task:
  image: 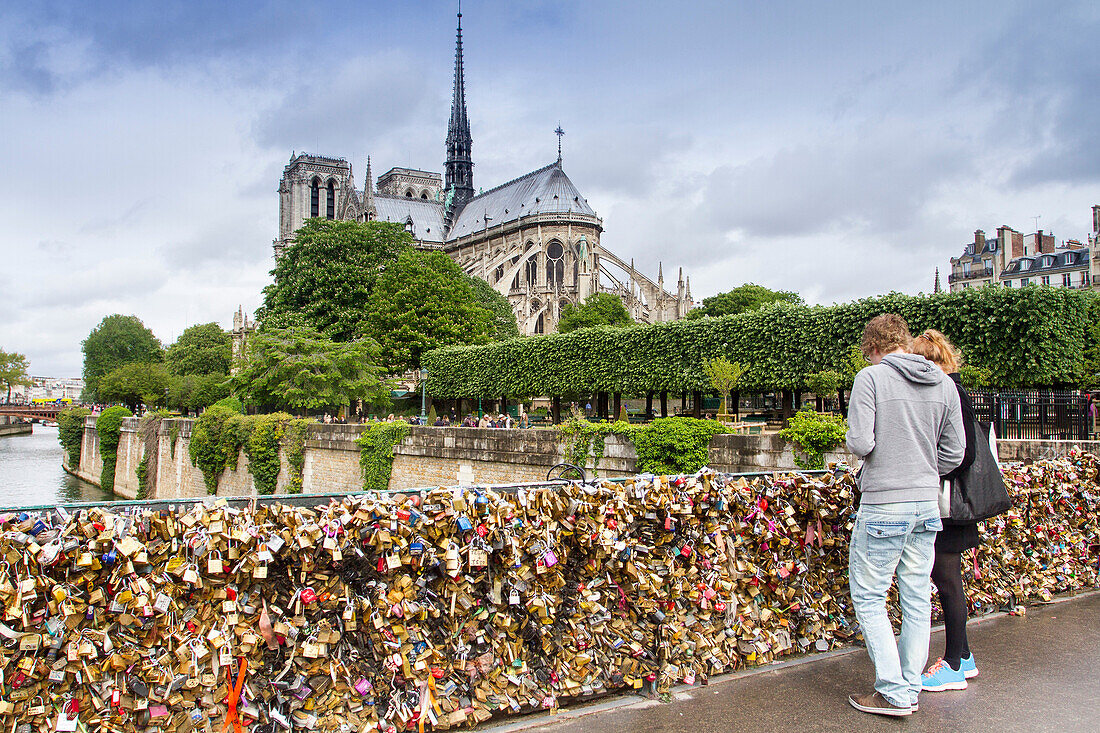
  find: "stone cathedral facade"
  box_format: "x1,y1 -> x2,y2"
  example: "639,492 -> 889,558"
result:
272,13 -> 693,335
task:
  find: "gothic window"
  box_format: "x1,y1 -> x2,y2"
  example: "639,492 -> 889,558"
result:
525,257 -> 538,287
420,191 -> 429,199
310,178 -> 320,218
494,265 -> 504,283
534,313 -> 544,334
405,189 -> 414,198
512,273 -> 520,290
546,240 -> 565,288
326,180 -> 336,219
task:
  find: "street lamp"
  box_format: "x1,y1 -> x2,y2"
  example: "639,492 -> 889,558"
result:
420,368 -> 428,424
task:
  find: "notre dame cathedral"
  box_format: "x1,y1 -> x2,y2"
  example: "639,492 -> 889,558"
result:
272,12 -> 693,335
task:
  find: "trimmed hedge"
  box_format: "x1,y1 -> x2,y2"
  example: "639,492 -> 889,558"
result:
424,288 -> 1097,396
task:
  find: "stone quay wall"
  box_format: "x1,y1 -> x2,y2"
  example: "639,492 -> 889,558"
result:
0,416 -> 33,437
71,418 -> 1100,500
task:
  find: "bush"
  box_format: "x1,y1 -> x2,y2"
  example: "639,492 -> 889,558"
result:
633,417 -> 727,475
424,287 -> 1097,396
357,422 -> 410,492
211,396 -> 245,414
96,406 -> 133,493
779,410 -> 849,470
188,405 -> 240,494
57,407 -> 91,467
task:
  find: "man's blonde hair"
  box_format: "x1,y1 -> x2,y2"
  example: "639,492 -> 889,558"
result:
861,314 -> 912,359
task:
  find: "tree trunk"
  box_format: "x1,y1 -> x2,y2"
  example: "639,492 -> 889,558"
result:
645,391 -> 653,421
781,390 -> 793,423
732,390 -> 740,420
599,392 -> 609,421
552,396 -> 562,424
816,394 -> 824,412
681,393 -> 688,415
613,393 -> 622,422
500,396 -> 508,417
838,389 -> 847,418
693,391 -> 702,419
660,391 -> 668,418
794,390 -> 803,413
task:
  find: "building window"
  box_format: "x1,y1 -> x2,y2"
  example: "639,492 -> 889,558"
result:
1004,280 -> 1012,288
1063,273 -> 1072,286
963,261 -> 971,275
1083,272 -> 1090,285
405,189 -> 414,198
420,191 -> 428,199
1021,278 -> 1029,286
326,180 -> 336,219
546,241 -> 565,288
310,178 -> 320,218
1041,275 -> 1050,286
525,257 -> 538,287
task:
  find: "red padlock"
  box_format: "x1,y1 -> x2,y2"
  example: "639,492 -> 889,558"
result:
300,588 -> 318,605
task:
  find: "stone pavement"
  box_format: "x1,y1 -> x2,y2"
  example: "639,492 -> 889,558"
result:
490,591 -> 1100,733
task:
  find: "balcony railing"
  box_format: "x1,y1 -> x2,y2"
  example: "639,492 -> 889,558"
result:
947,267 -> 993,283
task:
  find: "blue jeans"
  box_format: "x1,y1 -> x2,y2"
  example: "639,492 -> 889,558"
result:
848,500 -> 942,707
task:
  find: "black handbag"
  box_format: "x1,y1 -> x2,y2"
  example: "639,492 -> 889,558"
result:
947,421 -> 1012,522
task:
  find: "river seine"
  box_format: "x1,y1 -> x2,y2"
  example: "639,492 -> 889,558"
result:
0,424 -> 114,507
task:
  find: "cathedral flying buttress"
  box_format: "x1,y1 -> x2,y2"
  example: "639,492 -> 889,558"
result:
271,11 -> 692,335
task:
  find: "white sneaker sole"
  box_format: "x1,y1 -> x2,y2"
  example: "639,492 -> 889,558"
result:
849,697 -> 912,716
922,679 -> 968,692
963,668 -> 979,679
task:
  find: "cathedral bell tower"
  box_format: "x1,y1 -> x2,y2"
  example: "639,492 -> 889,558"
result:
444,11 -> 474,233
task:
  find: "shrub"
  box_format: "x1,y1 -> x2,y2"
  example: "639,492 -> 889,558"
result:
631,417 -> 727,475
188,405 -> 240,494
57,407 -> 91,468
96,406 -> 133,493
357,421 -> 410,492
779,410 -> 849,470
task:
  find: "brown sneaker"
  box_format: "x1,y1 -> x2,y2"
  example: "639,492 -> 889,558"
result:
848,691 -> 913,717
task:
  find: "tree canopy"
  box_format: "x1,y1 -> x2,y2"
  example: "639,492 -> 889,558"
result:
557,293 -> 633,333
97,362 -> 170,413
230,327 -> 390,413
0,349 -> 30,403
82,315 -> 163,401
255,219 -> 414,341
166,323 -> 231,376
465,276 -> 520,341
362,249 -> 497,372
687,283 -> 803,319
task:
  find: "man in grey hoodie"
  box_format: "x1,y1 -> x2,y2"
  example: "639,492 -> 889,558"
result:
845,314 -> 964,717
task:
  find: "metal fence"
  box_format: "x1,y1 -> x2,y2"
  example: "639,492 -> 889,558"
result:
969,389 -> 1092,441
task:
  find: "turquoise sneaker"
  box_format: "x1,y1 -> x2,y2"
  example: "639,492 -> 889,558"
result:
959,653 -> 979,679
922,659 -> 968,692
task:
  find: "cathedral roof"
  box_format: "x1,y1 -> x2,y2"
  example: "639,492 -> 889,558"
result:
374,195 -> 445,244
446,162 -> 597,241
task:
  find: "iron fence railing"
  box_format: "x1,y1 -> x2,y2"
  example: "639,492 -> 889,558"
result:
969,389 -> 1091,441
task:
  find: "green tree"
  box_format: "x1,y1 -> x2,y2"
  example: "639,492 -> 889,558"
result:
97,362 -> 170,412
702,357 -> 747,417
82,314 -> 163,401
166,323 -> 231,376
168,373 -> 230,414
465,276 -> 520,340
805,370 -> 843,411
557,293 -> 633,333
362,249 -> 496,372
230,327 -> 390,413
255,219 -> 414,341
0,349 -> 30,403
687,283 -> 803,319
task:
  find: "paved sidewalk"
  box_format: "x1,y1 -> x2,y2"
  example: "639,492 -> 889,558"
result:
499,591 -> 1100,733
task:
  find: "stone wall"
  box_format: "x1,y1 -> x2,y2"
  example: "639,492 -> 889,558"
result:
0,416 -> 32,437
707,433 -> 858,474
72,417 -> 1100,501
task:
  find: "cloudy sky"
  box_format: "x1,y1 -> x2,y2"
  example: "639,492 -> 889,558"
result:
2,0 -> 1097,376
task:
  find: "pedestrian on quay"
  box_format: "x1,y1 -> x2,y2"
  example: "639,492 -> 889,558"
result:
909,329 -> 981,690
845,314 -> 965,717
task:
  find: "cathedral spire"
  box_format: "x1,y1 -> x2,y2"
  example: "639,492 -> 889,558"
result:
364,155 -> 375,218
444,7 -> 474,232
934,267 -> 941,294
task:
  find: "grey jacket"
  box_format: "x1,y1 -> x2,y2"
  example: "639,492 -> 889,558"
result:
846,353 -> 965,504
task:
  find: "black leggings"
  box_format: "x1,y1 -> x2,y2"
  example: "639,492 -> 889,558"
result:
931,550 -> 970,668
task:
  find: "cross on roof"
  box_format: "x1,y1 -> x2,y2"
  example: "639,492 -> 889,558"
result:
555,125 -> 565,162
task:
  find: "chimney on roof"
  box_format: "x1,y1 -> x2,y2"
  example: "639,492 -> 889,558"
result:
1092,205 -> 1100,237
974,229 -> 985,249
1038,230 -> 1055,254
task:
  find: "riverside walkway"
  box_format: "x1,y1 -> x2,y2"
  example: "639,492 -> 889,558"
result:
494,591 -> 1100,733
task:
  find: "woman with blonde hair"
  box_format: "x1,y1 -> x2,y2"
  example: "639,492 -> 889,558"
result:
909,329 -> 980,691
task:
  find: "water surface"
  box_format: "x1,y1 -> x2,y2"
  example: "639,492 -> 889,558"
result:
0,424 -> 114,507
